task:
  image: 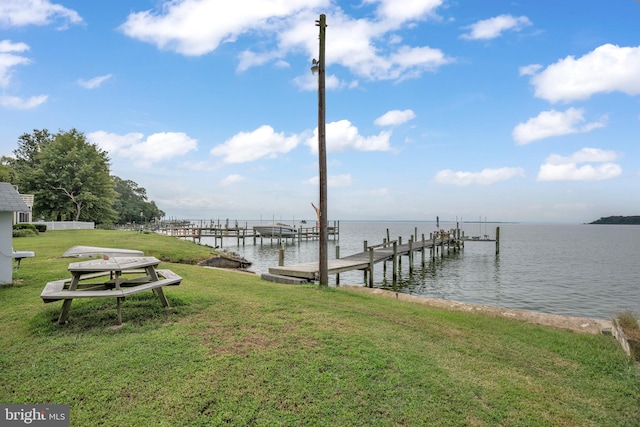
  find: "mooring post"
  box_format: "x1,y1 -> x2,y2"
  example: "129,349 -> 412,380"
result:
363,240 -> 368,282
368,246 -> 374,288
496,226 -> 500,255
408,238 -> 413,273
431,232 -> 436,260
278,244 -> 284,266
336,245 -> 340,286
392,241 -> 398,281
421,233 -> 426,267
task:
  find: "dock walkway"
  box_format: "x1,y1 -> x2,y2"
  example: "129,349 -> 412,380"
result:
268,234 -> 461,281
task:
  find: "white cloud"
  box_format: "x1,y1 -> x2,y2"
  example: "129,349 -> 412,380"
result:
0,40 -> 31,87
0,40 -> 29,53
518,64 -> 541,76
305,173 -> 352,187
306,120 -> 391,153
237,51 -> 277,73
537,148 -> 622,181
77,74 -> 112,89
0,94 -> 47,109
384,46 -> 450,80
368,0 -> 443,24
460,14 -> 531,40
512,108 -> 606,145
545,147 -> 618,165
120,0 -> 451,83
434,167 -> 525,185
120,0 -> 323,56
0,40 -> 47,109
210,125 -> 301,163
293,73 -> 345,91
0,0 -> 82,28
374,109 -> 416,126
221,174 -> 245,186
528,44 -> 640,103
88,130 -> 198,167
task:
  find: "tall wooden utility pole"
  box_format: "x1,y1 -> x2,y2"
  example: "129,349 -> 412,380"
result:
316,14 -> 328,286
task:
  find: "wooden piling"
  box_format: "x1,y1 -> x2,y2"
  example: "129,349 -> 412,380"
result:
335,246 -> 340,286
392,241 -> 398,281
368,246 -> 374,288
363,240 -> 368,282
408,238 -> 414,273
496,226 -> 500,255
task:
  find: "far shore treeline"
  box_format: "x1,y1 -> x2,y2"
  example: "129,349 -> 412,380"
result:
589,216 -> 640,225
0,129 -> 164,226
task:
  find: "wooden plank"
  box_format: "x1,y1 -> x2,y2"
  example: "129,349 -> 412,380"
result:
68,256 -> 160,274
156,269 -> 181,280
42,289 -> 126,300
120,277 -> 181,296
266,236 -> 460,280
40,280 -> 66,301
269,258 -> 375,279
41,270 -> 182,301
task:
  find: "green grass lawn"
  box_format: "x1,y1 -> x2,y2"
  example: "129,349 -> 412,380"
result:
3,230 -> 639,426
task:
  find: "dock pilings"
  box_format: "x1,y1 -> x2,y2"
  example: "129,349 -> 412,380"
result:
359,225 -> 500,288
156,219 -> 340,248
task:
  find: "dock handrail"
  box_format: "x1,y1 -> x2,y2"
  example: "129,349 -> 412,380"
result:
367,240 -> 398,250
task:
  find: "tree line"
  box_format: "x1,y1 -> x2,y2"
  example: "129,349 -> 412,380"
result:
589,216 -> 640,225
0,129 -> 165,226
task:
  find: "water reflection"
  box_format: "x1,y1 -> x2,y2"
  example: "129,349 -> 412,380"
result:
194,222 -> 640,320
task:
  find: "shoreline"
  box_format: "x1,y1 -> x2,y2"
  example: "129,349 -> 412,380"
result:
340,285 -> 611,335
211,265 -> 612,335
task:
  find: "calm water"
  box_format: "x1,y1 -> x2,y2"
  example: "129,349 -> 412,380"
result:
196,221 -> 640,320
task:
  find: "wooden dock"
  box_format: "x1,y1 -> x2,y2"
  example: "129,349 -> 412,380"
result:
266,228 -> 494,286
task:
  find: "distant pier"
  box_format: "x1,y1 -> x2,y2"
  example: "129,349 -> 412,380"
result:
154,219 -> 340,247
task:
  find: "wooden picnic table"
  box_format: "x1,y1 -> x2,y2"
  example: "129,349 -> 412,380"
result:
40,256 -> 182,325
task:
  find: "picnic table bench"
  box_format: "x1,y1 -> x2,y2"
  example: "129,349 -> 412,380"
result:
12,248 -> 35,270
40,256 -> 182,325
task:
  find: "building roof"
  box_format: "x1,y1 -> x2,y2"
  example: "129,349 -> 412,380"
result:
0,182 -> 30,212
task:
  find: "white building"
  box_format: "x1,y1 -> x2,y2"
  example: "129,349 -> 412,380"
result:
14,193 -> 33,224
0,183 -> 31,284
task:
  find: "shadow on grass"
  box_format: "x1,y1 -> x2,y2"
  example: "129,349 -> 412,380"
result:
29,293 -> 195,336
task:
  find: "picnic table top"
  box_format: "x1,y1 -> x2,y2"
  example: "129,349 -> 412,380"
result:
68,256 -> 161,273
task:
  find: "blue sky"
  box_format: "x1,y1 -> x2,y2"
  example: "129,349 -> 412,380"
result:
1,0 -> 639,223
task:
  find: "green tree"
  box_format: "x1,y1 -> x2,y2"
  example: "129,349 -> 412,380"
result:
7,129 -> 54,191
113,176 -> 165,224
0,157 -> 16,182
13,129 -> 54,167
20,129 -> 117,223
